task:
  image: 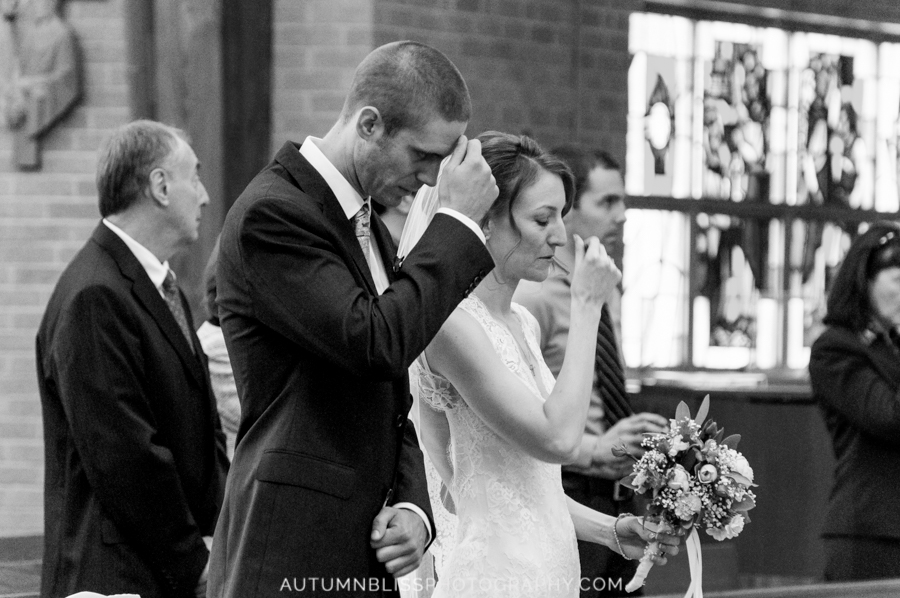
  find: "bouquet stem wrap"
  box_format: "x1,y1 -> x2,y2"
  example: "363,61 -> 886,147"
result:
624,543 -> 655,592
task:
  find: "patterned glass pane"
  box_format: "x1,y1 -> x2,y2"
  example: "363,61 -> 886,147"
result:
626,14 -> 900,370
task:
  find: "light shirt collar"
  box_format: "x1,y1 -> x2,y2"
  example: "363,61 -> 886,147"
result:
299,136 -> 368,220
102,219 -> 170,290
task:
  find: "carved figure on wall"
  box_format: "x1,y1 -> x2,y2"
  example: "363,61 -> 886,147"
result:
1,0 -> 81,169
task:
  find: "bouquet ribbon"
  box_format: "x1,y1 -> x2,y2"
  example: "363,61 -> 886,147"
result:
683,528 -> 703,598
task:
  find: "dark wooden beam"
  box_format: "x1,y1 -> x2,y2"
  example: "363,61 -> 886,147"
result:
124,0 -> 155,119
626,195 -> 900,225
643,0 -> 900,42
221,0 -> 272,214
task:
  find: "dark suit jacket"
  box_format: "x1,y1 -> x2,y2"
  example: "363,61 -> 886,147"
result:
809,324 -> 900,540
36,222 -> 229,598
208,141 -> 493,597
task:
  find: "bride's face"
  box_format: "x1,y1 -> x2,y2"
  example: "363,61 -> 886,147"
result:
485,168 -> 568,283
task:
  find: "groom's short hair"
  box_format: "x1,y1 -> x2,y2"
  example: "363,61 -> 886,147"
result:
341,41 -> 471,136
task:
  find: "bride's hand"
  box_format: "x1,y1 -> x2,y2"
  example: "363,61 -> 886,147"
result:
571,235 -> 621,312
614,516 -> 681,563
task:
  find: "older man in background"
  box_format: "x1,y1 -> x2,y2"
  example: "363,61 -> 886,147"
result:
36,120 -> 228,598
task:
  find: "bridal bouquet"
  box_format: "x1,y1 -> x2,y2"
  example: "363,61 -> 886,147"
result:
614,395 -> 756,595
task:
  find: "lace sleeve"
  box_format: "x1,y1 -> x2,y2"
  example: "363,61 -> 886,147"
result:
411,354 -> 457,412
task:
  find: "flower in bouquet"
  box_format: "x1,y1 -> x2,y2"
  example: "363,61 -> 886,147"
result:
612,395 -> 757,595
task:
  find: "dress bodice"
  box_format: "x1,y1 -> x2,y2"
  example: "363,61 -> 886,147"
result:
416,296 -> 579,597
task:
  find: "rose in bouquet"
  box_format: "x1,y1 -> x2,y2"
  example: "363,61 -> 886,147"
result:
613,395 -> 756,595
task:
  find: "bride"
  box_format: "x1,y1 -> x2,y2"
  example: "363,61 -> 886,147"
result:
400,132 -> 679,597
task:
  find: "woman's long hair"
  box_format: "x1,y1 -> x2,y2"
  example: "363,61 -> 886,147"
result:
824,221 -> 900,331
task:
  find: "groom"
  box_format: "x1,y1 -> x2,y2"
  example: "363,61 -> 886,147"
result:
208,41 -> 498,597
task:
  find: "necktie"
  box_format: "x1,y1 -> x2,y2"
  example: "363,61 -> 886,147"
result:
352,203 -> 371,256
596,303 -> 632,425
162,270 -> 195,353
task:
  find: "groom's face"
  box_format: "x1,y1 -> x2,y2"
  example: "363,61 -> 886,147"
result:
359,116 -> 465,208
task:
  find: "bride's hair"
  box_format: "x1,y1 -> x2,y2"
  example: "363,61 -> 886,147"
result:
478,131 -> 575,233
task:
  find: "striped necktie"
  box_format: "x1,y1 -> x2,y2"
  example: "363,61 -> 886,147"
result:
596,303 -> 632,425
162,270 -> 195,354
352,203 -> 371,255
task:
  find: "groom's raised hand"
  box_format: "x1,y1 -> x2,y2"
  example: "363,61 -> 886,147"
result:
370,506 -> 429,577
438,135 -> 498,225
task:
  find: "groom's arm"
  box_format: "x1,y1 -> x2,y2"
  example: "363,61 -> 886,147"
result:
392,417 -> 435,547
233,195 -> 493,377
370,417 -> 435,577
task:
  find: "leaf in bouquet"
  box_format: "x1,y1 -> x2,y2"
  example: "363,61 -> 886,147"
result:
723,472 -> 752,487
675,401 -> 690,421
621,473 -> 638,490
694,394 -> 710,426
722,434 -> 741,450
680,450 -> 699,473
714,429 -> 725,443
732,495 -> 756,511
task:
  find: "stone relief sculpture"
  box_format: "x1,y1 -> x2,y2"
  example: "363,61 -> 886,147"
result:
1,0 -> 81,169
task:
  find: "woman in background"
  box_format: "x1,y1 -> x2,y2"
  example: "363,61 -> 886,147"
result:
809,221 -> 900,581
197,237 -> 240,458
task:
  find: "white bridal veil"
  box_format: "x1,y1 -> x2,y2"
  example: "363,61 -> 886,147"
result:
396,165 -> 460,596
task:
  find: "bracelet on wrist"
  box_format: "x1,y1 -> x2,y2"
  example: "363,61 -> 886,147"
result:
613,512 -> 633,560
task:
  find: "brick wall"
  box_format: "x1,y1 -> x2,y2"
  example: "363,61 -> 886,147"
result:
0,0 -> 131,536
372,0 -> 636,162
271,0 -> 638,164
272,0 -> 375,151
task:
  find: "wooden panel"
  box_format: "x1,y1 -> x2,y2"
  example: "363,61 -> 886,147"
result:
124,0 -> 155,120
649,578 -> 900,598
153,0 -> 225,320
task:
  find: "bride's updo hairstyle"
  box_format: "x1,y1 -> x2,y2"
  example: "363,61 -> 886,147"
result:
478,131 -> 575,235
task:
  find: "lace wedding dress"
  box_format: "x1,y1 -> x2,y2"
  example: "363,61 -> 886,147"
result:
415,295 -> 580,598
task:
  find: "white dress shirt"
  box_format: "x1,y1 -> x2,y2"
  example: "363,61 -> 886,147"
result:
102,219 -> 171,297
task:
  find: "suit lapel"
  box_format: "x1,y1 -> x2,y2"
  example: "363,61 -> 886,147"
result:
273,142 -> 378,294
91,223 -> 206,387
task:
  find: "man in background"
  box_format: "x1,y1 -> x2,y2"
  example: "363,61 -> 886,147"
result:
36,120 -> 228,598
515,145 -> 667,597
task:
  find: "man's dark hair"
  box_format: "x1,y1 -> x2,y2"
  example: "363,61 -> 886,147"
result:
550,144 -> 621,209
342,41 -> 471,135
96,120 -> 185,217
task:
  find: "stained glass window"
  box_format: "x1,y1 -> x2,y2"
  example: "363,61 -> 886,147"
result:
625,12 -> 900,370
